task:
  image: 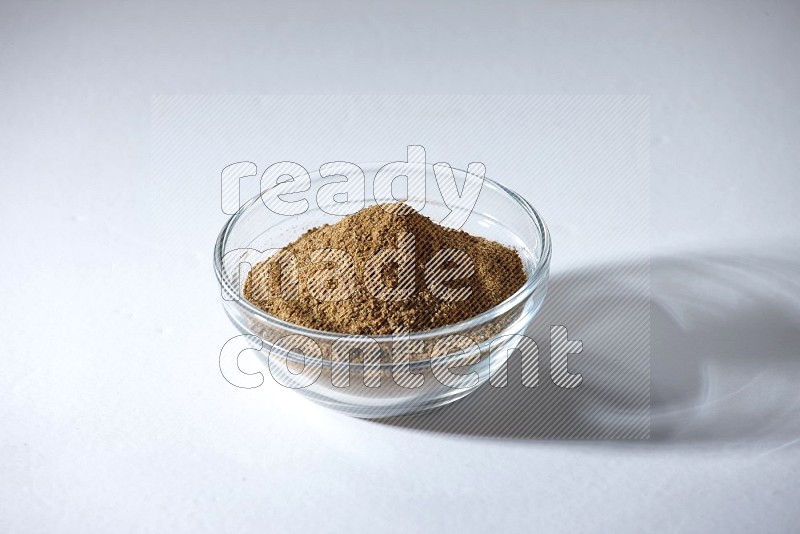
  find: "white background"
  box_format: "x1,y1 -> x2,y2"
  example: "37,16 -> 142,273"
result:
2,1 -> 799,533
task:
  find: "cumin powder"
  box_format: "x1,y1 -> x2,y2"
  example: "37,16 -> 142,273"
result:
243,203 -> 527,335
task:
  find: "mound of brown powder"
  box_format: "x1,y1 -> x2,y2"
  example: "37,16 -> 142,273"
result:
243,203 -> 527,335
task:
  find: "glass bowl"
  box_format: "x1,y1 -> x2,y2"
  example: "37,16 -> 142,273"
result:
213,163 -> 551,418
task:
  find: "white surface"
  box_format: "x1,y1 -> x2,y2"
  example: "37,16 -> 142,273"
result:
2,1 -> 799,533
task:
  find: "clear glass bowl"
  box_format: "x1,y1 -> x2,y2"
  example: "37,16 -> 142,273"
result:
213,164 -> 551,418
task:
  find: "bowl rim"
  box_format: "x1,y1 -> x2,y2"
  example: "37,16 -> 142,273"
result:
213,166 -> 551,345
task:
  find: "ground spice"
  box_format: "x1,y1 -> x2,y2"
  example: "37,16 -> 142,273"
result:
243,203 -> 527,335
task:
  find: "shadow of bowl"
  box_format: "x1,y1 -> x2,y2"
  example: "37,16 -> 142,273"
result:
377,247 -> 800,447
